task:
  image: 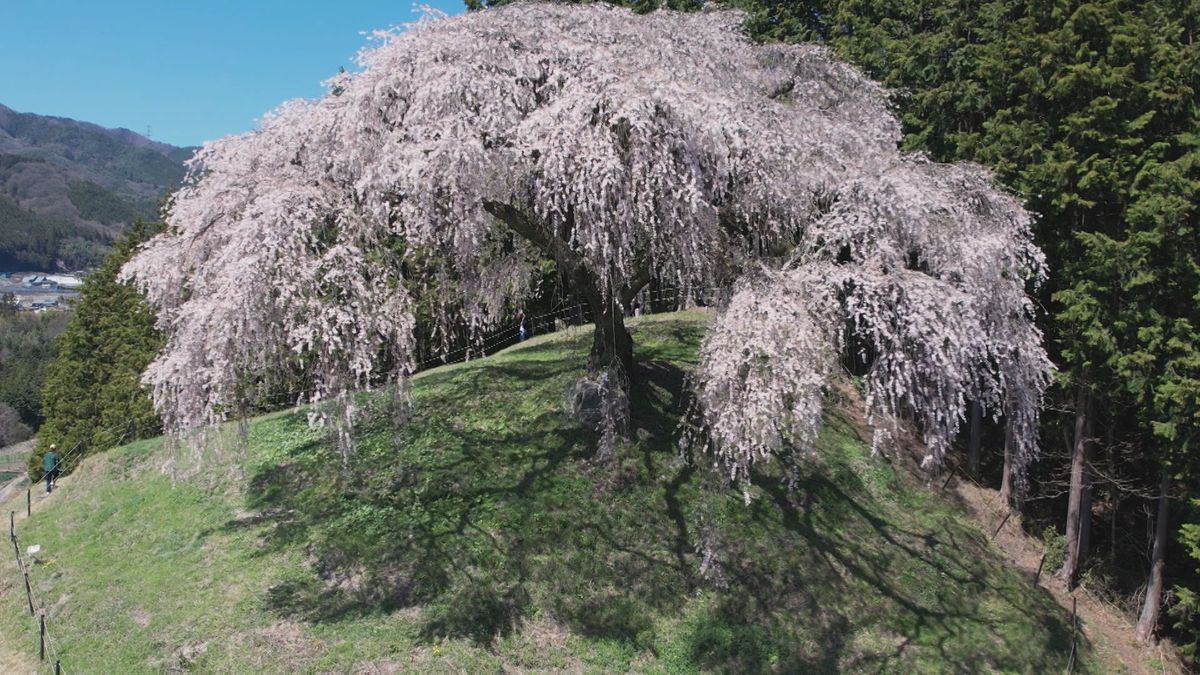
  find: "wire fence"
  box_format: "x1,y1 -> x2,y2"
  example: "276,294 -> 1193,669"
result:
10,508 -> 63,673
414,284 -> 726,371
938,459 -> 1082,674
6,419 -> 152,673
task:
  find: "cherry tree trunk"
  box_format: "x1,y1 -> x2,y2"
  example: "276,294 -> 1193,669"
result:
1135,470 -> 1171,643
587,296 -> 634,378
968,400 -> 982,474
480,200 -> 638,379
1060,385 -> 1091,588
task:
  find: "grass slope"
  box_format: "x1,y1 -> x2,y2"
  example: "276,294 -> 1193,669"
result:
0,313 -> 1090,672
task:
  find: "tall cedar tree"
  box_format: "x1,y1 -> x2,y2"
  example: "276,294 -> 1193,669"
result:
32,220 -> 164,479
1176,498 -> 1200,661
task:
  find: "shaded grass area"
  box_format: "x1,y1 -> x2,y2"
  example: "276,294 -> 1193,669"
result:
0,313 -> 1089,672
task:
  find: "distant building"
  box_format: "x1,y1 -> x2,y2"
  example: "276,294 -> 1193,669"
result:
20,274 -> 82,292
44,275 -> 83,291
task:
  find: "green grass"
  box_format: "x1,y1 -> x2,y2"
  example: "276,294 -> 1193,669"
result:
0,312 -> 1091,672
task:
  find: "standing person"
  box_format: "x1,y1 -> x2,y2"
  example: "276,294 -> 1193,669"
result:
518,310 -> 527,342
42,444 -> 60,493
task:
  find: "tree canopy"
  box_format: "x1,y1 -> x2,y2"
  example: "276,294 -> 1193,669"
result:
123,3 -> 1050,483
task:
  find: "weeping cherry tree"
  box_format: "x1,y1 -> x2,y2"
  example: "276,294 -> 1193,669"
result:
122,2 -> 1051,485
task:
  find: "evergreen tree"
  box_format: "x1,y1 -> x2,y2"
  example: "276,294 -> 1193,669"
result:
31,220 -> 164,478
1175,499 -> 1200,662
0,310 -> 68,430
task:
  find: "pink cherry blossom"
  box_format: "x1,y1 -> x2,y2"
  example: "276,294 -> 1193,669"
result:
122,3 -> 1050,482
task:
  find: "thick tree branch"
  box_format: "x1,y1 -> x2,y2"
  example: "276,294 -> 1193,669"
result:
482,200 -> 592,289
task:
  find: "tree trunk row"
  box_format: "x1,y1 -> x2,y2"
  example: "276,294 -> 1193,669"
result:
972,386 -> 1171,645
1136,471 -> 1170,644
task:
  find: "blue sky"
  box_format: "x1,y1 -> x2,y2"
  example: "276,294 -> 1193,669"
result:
1,1 -> 465,148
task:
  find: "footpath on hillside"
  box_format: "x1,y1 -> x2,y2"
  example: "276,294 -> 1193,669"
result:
0,456 -> 57,674
943,470 -> 1183,675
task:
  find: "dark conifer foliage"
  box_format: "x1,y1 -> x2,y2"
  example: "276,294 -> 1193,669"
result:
32,220 -> 165,478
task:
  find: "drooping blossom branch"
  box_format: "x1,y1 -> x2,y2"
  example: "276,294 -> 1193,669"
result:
121,2 -> 1050,479
691,159 -> 1051,489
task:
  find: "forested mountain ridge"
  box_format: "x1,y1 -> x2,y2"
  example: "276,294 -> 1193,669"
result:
0,104 -> 192,270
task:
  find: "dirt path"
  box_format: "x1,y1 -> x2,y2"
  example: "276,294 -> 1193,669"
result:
945,472 -> 1182,675
0,633 -> 39,674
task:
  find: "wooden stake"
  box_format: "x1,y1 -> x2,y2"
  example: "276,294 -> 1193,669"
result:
1034,552 -> 1047,586
22,567 -> 33,616
941,464 -> 958,490
26,487 -> 30,517
38,613 -> 45,660
991,510 -> 1012,539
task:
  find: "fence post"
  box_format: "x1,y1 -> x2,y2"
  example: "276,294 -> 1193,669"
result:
55,659 -> 61,674
1034,552 -> 1047,586
21,565 -> 34,616
940,464 -> 958,490
26,487 -> 30,516
991,510 -> 1012,539
9,511 -> 12,540
38,613 -> 45,660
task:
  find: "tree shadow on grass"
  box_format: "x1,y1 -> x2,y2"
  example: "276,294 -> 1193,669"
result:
235,351 -> 702,647
700,462 -> 1085,673
230,323 -> 1084,671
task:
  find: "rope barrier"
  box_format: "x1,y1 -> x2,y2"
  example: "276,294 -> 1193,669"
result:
412,284 -> 724,371
8,424 -> 144,673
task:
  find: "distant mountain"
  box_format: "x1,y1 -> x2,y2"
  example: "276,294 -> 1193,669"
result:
0,103 -> 194,271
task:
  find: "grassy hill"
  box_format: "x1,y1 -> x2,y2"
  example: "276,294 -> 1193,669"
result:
0,313 -> 1092,672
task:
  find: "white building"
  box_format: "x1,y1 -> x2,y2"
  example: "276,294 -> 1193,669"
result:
44,275 -> 83,291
